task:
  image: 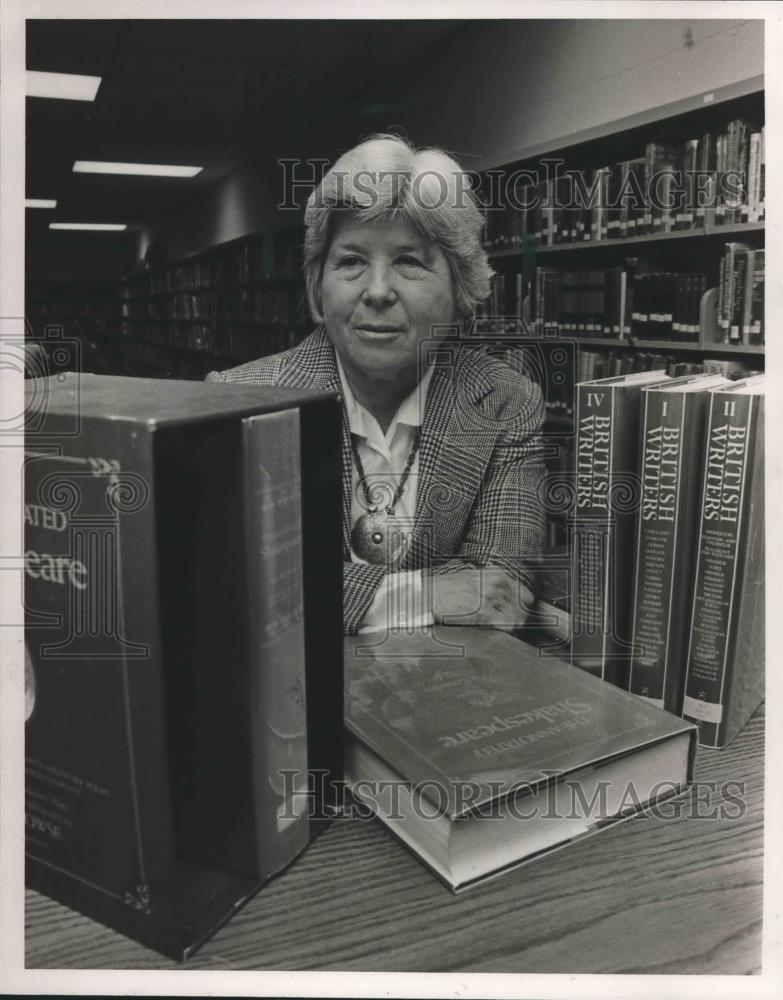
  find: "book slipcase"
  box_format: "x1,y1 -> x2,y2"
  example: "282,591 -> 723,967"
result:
24,374 -> 343,959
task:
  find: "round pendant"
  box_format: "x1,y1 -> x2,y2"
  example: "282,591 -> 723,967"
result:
351,511 -> 406,565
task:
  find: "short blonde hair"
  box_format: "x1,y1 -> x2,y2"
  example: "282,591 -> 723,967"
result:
303,134 -> 492,322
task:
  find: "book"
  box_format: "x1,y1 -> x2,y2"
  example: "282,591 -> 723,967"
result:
718,243 -> 752,342
24,373 -> 343,959
628,374 -> 730,712
344,627 -> 696,891
570,370 -> 671,684
748,249 -> 764,345
682,376 -> 765,748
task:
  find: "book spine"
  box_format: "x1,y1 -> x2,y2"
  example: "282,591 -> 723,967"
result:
737,120 -> 749,223
629,388 -> 710,712
749,250 -> 764,345
722,244 -> 739,342
741,249 -> 755,344
242,409 -> 311,875
571,383 -> 640,685
643,143 -> 654,234
729,250 -> 748,344
619,269 -> 628,338
659,156 -> 676,234
544,271 -> 560,333
748,132 -> 759,223
679,140 -> 698,230
683,391 -> 763,746
546,178 -> 555,246
535,267 -> 546,335
727,120 -> 737,225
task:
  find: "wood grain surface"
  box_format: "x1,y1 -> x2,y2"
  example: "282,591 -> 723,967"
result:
25,706 -> 764,973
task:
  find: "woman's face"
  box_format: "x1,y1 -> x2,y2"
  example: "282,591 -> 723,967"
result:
321,214 -> 456,382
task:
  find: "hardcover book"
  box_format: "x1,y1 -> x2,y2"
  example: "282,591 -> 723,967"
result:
570,370 -> 671,684
682,376 -> 765,748
628,374 -> 729,712
344,627 -> 696,891
24,374 -> 343,959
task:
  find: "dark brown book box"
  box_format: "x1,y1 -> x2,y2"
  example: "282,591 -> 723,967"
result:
24,374 -> 343,960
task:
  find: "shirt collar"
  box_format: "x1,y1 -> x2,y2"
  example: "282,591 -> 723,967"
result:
336,352 -> 434,443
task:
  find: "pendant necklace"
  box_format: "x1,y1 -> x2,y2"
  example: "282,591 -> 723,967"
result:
350,429 -> 422,566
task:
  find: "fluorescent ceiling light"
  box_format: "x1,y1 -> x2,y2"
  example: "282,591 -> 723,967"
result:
73,160 -> 203,178
50,223 -> 127,231
26,71 -> 101,102
26,199 -> 58,209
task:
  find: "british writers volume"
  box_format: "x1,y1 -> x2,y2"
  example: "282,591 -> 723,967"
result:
682,376 -> 765,748
570,370 -> 670,684
628,374 -> 729,713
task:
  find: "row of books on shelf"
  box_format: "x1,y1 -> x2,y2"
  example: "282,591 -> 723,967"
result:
568,369 -> 764,749
122,229 -> 304,296
113,321 -> 302,362
574,350 -> 759,389
484,118 -> 765,250
541,350 -> 759,423
719,244 -> 764,344
529,266 -> 708,342
119,286 -> 295,325
26,280 -> 115,302
487,245 -> 765,346
26,298 -> 118,322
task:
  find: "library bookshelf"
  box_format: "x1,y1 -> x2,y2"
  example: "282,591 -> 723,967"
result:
476,75 -> 764,552
25,227 -> 308,381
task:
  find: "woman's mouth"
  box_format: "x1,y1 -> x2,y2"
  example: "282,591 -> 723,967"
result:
353,325 -> 404,341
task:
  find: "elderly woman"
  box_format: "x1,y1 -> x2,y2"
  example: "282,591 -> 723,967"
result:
208,135 -> 545,634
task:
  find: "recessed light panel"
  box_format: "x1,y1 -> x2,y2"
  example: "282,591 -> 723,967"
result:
49,223 -> 127,231
26,71 -> 101,101
73,161 -> 203,178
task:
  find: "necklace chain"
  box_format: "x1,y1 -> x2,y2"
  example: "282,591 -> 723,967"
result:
350,428 -> 422,515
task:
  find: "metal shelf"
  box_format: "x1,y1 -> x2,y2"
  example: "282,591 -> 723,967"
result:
489,222 -> 765,260
560,336 -> 763,356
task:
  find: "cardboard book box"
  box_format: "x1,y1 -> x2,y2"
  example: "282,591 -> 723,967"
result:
24,374 -> 343,960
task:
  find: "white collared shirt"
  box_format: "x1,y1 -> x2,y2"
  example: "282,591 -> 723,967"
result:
336,354 -> 434,633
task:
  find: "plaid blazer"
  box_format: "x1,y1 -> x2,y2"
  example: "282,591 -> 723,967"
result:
207,327 -> 546,633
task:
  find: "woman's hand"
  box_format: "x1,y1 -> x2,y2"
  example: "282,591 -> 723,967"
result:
431,568 -> 534,630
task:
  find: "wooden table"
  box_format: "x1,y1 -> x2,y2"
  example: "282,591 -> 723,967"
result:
25,705 -> 764,973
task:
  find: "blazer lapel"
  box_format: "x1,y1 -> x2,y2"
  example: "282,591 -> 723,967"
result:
273,331 -> 502,566
404,350 -> 499,569
275,328 -> 352,555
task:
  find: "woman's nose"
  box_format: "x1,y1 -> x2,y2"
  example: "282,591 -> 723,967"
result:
361,263 -> 397,306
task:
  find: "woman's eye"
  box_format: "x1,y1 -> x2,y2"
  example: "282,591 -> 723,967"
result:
338,255 -> 362,269
397,255 -> 424,268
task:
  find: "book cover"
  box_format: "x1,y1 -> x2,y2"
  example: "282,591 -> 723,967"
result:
628,375 -> 729,713
682,378 -> 765,748
344,628 -> 696,889
24,374 -> 343,958
570,371 -> 671,685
